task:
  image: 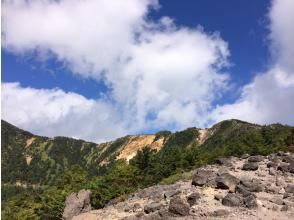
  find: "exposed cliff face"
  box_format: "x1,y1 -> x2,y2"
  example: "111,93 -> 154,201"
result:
71,152 -> 294,220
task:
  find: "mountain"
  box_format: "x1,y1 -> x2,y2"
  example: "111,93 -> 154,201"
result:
1,119 -> 294,219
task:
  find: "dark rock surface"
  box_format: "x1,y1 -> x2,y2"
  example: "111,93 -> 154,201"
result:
62,189 -> 91,220
168,197 -> 190,216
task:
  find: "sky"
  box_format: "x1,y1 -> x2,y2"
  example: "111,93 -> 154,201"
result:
1,0 -> 294,142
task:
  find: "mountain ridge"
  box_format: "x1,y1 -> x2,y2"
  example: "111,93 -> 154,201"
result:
2,118 -> 294,219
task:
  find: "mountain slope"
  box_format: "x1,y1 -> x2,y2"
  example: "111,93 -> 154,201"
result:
2,119 -> 294,219
2,119 -> 294,186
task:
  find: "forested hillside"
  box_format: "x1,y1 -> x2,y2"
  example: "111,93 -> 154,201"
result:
1,119 -> 294,219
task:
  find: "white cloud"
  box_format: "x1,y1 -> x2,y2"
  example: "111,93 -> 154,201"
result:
1,82 -> 126,142
2,0 -> 230,140
211,0 -> 294,125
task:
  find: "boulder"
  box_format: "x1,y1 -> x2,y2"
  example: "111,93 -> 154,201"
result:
236,185 -> 253,197
192,169 -> 216,187
241,154 -> 250,159
214,194 -> 224,201
132,203 -> 143,212
243,194 -> 258,209
144,202 -> 164,214
242,162 -> 259,171
267,162 -> 278,168
168,197 -> 190,216
62,189 -> 91,220
270,197 -> 284,205
278,163 -> 290,173
164,190 -> 181,199
222,193 -> 243,207
281,205 -> 289,212
215,158 -> 232,166
212,209 -> 229,217
240,179 -> 264,192
285,184 -> 294,194
187,192 -> 201,206
216,173 -> 239,192
248,155 -> 264,162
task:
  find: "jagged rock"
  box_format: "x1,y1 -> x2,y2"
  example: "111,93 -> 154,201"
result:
240,179 -> 264,192
243,194 -> 258,209
288,163 -> 294,173
242,162 -> 259,171
241,154 -> 250,159
236,185 -> 253,197
168,197 -> 190,216
248,155 -> 264,162
62,189 -> 91,220
215,173 -> 239,192
187,192 -> 201,206
266,185 -> 281,194
212,209 -> 229,217
222,193 -> 243,207
267,161 -> 278,168
281,205 -> 289,211
272,205 -> 280,211
164,190 -> 181,199
132,203 -> 143,212
281,155 -> 294,163
283,193 -> 291,199
270,197 -> 285,205
278,163 -> 290,173
192,169 -> 216,187
285,184 -> 294,194
215,158 -> 232,166
144,202 -> 164,214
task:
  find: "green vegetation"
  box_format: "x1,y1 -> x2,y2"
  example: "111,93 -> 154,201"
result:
2,119 -> 294,219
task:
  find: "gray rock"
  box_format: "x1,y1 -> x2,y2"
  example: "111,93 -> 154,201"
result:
187,192 -> 201,206
216,173 -> 240,192
270,197 -> 284,205
222,193 -> 243,207
144,202 -> 164,214
215,158 -> 232,166
62,189 -> 91,220
168,197 -> 190,216
278,163 -> 290,173
236,185 -> 253,197
241,154 -> 250,159
281,205 -> 288,211
243,194 -> 258,209
267,162 -> 278,168
164,190 -> 181,199
283,193 -> 291,199
242,162 -> 259,171
285,184 -> 294,194
192,169 -> 216,187
266,185 -> 280,194
212,209 -> 229,217
269,167 -> 277,175
214,194 -> 224,201
132,203 -> 143,212
248,155 -> 264,162
240,179 -> 264,192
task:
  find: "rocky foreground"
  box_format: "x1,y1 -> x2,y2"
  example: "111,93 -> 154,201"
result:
64,152 -> 294,220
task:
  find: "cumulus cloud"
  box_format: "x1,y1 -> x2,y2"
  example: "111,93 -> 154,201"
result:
212,0 -> 294,125
2,82 -> 126,142
2,0 -> 230,140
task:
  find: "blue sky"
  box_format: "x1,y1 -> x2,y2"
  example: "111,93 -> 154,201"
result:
2,0 -> 294,142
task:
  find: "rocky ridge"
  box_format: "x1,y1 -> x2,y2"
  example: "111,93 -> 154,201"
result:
66,152 -> 294,220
